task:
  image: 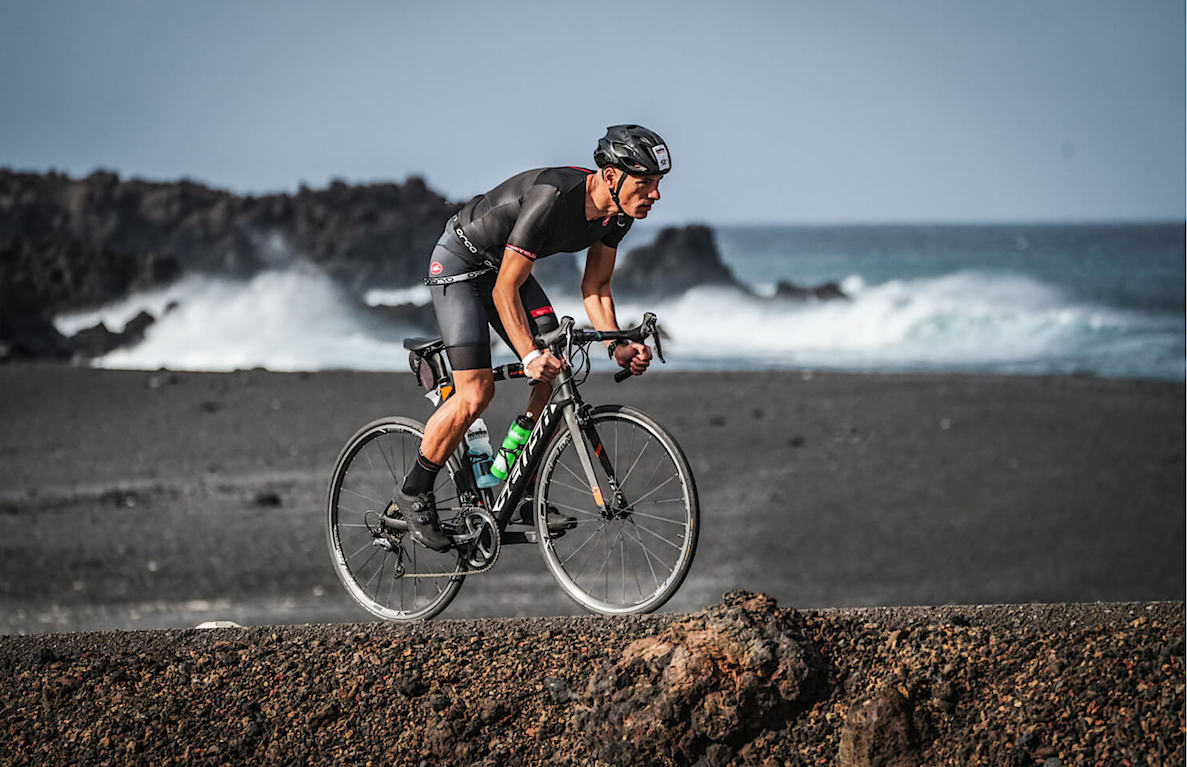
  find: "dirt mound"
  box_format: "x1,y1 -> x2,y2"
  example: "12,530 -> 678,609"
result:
1,596 -> 1183,766
578,592 -> 823,764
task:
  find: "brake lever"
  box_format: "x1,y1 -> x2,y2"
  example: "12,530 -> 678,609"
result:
640,313 -> 666,364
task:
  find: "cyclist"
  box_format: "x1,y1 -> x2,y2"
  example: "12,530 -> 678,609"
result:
395,124 -> 672,550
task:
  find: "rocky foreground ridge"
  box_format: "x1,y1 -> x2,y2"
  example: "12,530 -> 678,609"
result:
2,594 -> 1182,766
0,169 -> 844,361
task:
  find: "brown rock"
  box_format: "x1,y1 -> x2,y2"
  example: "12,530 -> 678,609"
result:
578,591 -> 823,765
838,687 -> 921,767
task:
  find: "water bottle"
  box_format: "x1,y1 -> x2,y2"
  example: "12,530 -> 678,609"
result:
464,418 -> 499,488
491,414 -> 535,480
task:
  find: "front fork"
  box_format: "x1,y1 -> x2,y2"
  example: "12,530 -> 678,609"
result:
565,406 -> 628,518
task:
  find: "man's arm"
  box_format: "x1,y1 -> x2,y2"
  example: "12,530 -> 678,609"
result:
493,249 -> 563,381
581,241 -> 620,335
582,242 -> 652,375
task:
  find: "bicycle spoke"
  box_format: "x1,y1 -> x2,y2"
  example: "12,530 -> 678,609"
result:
341,486 -> 388,506
386,563 -> 398,606
624,506 -> 687,525
625,473 -> 679,506
375,440 -> 401,485
589,526 -> 626,591
620,533 -> 627,604
549,477 -> 590,495
633,454 -> 666,497
547,499 -> 605,519
360,549 -> 385,591
374,550 -> 388,599
623,519 -> 662,590
347,537 -> 378,560
633,519 -> 686,551
559,455 -> 586,485
618,435 -> 654,488
559,520 -> 608,570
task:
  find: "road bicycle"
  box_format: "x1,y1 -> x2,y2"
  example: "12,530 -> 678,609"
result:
326,313 -> 699,621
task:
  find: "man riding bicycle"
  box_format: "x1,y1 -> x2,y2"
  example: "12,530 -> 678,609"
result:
396,124 -> 672,550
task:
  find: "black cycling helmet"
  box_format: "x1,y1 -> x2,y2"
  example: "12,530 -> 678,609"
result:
594,124 -> 672,177
594,124 -> 671,224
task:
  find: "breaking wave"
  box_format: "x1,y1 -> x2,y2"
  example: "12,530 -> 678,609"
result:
56,268 -> 415,372
55,266 -> 1183,379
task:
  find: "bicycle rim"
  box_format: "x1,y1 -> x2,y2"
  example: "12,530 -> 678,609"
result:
326,417 -> 465,621
536,405 -> 699,615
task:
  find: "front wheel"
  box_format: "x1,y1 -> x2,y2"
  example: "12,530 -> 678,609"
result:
535,405 -> 699,615
326,417 -> 466,621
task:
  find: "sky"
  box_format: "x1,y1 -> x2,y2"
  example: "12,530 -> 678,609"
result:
1,0 -> 1183,225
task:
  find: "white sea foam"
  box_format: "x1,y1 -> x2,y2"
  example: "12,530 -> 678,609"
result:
59,267 -> 413,372
57,266 -> 1181,379
560,270 -> 1172,376
365,285 -> 431,307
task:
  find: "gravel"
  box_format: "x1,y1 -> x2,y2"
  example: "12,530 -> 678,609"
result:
2,596 -> 1182,766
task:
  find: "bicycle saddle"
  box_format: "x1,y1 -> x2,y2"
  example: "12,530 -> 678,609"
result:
403,337 -> 445,353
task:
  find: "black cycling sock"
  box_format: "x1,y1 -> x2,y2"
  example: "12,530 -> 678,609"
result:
403,450 -> 444,496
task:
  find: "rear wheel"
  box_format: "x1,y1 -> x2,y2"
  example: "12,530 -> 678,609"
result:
535,405 -> 698,615
326,417 -> 465,621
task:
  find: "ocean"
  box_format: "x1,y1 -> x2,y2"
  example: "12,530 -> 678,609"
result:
55,223 -> 1184,381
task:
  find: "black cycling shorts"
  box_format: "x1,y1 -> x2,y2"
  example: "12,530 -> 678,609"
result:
428,238 -> 558,371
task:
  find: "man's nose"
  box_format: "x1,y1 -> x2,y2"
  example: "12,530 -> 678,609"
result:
648,186 -> 661,200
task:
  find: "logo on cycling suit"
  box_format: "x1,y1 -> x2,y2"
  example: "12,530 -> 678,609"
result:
651,144 -> 671,172
430,261 -> 444,275
454,226 -> 478,254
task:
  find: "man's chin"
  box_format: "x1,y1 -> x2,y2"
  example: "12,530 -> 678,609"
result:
633,206 -> 652,218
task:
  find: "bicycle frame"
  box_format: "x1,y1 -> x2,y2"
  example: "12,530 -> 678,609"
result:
453,355 -> 607,534
436,314 -> 655,535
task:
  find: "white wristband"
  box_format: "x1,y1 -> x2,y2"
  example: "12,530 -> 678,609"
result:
521,349 -> 543,368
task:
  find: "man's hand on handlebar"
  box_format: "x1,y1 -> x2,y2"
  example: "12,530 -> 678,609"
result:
612,342 -> 652,376
526,349 -> 565,382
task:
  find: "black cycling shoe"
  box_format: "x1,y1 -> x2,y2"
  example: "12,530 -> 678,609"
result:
516,498 -> 577,531
392,489 -> 452,551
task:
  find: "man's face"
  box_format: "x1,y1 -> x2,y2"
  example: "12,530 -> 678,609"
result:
616,172 -> 662,218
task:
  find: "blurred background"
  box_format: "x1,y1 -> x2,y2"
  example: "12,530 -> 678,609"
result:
1,0 -> 1183,379
0,1 -> 1182,633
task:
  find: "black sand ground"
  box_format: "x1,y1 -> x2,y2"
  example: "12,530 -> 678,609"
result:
1,365 -> 1183,765
0,364 -> 1183,632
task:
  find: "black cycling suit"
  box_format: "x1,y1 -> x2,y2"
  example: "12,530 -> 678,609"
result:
427,166 -> 633,370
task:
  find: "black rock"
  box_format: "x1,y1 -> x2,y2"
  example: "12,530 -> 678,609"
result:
69,311 -> 157,358
0,168 -> 459,329
613,225 -> 744,299
0,281 -> 71,361
773,279 -> 848,301
68,323 -> 123,358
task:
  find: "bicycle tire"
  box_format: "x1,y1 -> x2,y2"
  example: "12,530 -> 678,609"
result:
326,416 -> 466,621
535,405 -> 699,615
